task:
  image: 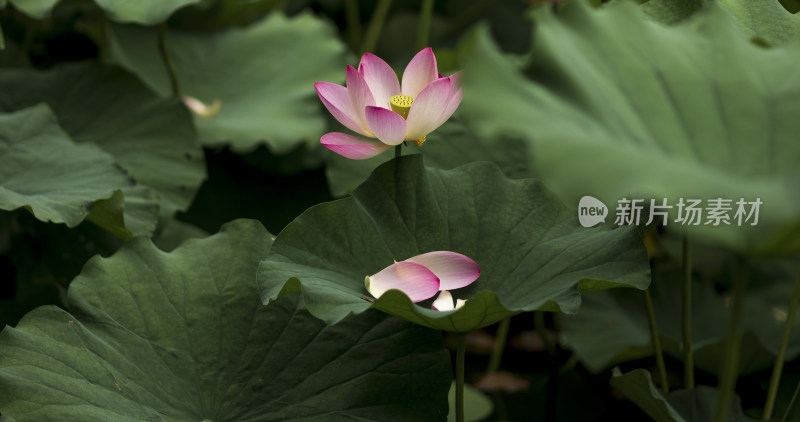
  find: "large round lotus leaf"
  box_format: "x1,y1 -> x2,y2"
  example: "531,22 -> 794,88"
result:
0,104 -> 133,229
93,0 -> 202,24
167,0 -> 283,30
0,63 -> 205,234
107,12 -> 347,153
562,258 -> 800,375
641,0 -> 800,45
0,219 -> 451,421
458,1 -> 800,255
325,116 -> 534,197
6,0 -> 201,24
3,0 -> 58,19
258,155 -> 651,332
447,381 -> 493,422
610,368 -> 756,422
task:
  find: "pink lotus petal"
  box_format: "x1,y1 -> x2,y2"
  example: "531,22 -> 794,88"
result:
447,71 -> 461,87
366,261 -> 440,302
321,132 -> 391,160
359,53 -> 401,109
404,78 -> 452,141
346,65 -> 376,136
405,251 -> 480,290
401,48 -> 438,98
434,73 -> 462,128
365,106 -> 407,146
315,82 -> 371,137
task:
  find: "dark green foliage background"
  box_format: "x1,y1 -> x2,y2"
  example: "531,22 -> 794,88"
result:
1,0 -> 799,421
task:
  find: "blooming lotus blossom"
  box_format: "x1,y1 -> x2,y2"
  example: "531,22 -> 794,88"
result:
315,48 -> 462,159
364,251 -> 479,310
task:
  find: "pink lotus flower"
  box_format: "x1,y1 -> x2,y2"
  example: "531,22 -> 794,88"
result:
315,48 -> 462,159
364,251 -> 479,311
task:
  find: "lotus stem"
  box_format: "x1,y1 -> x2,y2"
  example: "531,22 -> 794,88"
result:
416,0 -> 435,51
763,266 -> 800,420
645,288 -> 669,395
535,311 -> 555,357
158,23 -> 180,97
361,0 -> 392,54
714,255 -> 748,422
487,318 -> 510,373
456,331 -> 466,422
683,236 -> 694,389
345,0 -> 362,54
782,379 -> 800,422
537,311 -> 558,421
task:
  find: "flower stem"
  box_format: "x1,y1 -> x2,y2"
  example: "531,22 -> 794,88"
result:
361,0 -> 392,55
535,311 -> 555,357
682,236 -> 694,389
456,331 -> 466,422
416,0 -> 435,51
345,0 -> 362,55
0,22 -> 5,50
441,0 -> 494,39
395,144 -> 402,158
763,266 -> 800,420
487,318 -> 510,373
782,379 -> 800,422
158,23 -> 181,97
714,255 -> 748,422
645,288 -> 669,395
537,311 -> 558,421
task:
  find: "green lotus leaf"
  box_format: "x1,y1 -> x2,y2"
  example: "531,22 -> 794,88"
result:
0,209 -> 128,329
447,381 -> 493,422
638,0 -> 705,25
0,219 -> 451,421
108,11 -> 348,153
258,155 -> 650,332
562,257 -> 800,375
458,1 -> 800,255
0,63 -> 205,235
3,0 -> 58,19
152,218 -> 208,252
6,0 -> 201,24
167,0 -> 283,30
641,0 -> 800,45
610,368 -> 756,422
85,189 -> 133,240
0,104 -> 133,229
114,185 -> 161,237
93,0 -> 203,24
325,116 -> 534,197
610,368 -> 684,422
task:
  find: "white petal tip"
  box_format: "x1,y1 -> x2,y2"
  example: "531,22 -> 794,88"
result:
432,290 -> 467,312
183,96 -> 221,118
